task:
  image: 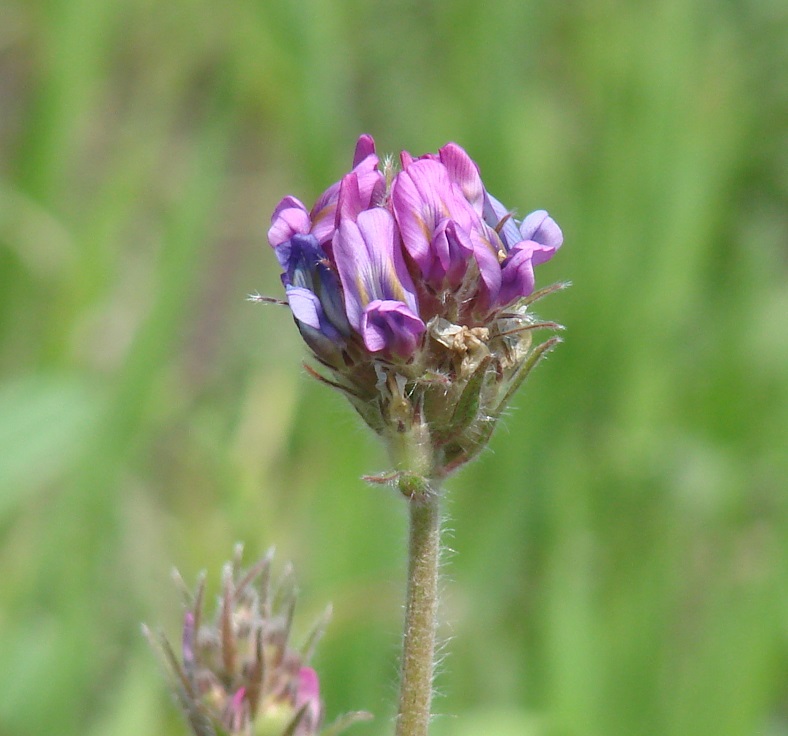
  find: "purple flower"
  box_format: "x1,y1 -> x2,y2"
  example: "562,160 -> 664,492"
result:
332,179 -> 425,358
392,150 -> 505,320
393,142 -> 564,316
264,135 -> 565,473
268,135 -> 385,250
391,157 -> 477,290
497,209 -> 563,307
272,233 -> 350,361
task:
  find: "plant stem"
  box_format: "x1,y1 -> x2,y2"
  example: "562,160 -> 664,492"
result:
396,486 -> 442,736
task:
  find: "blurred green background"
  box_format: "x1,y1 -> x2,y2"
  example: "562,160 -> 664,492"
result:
1,0 -> 786,734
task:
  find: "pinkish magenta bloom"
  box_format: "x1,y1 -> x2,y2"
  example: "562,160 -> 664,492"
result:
392,153 -> 506,321
360,299 -> 425,358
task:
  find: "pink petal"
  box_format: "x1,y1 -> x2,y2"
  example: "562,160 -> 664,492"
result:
353,134 -> 376,167
438,143 -> 484,214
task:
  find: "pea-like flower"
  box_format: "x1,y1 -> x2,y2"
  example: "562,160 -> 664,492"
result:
264,136 -> 566,481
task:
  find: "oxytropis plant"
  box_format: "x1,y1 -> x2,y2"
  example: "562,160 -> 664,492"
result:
263,136 -> 565,736
148,136 -> 564,736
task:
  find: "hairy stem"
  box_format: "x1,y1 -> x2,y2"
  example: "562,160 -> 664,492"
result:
395,487 -> 441,736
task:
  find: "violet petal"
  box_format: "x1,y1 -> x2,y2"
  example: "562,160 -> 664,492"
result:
391,159 -> 477,273
438,142 -> 485,214
333,206 -> 420,330
498,241 -> 557,306
520,209 -> 563,250
361,300 -> 426,358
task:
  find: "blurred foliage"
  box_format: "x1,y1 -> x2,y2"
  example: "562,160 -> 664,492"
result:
0,0 -> 786,735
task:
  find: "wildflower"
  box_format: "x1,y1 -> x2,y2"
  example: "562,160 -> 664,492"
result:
144,547 -> 371,736
265,136 -> 565,484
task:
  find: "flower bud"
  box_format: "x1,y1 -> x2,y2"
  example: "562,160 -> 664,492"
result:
145,547 -> 371,736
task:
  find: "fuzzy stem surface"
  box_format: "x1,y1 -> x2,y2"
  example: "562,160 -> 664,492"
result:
395,487 -> 441,736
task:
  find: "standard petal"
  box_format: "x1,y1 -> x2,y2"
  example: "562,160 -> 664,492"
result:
392,159 -> 477,272
310,153 -> 384,245
438,143 -> 484,214
334,206 -> 422,338
332,217 -> 372,329
309,180 -> 341,245
336,172 -> 365,224
357,207 -> 420,311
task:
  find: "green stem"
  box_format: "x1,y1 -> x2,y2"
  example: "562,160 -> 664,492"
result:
396,486 -> 442,736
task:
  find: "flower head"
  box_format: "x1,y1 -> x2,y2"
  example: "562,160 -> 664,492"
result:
264,136 -> 566,482
145,547 -> 371,736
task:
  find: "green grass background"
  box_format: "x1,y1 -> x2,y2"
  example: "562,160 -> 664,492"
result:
1,0 -> 786,734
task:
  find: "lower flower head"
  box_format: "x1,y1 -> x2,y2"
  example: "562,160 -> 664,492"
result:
145,548 -> 372,736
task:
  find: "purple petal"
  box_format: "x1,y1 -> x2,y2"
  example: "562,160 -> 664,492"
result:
399,150 -> 415,169
296,667 -> 320,706
268,200 -> 311,250
482,193 -> 521,250
286,285 -> 345,341
286,286 -> 325,332
307,180 -> 338,245
520,210 -> 563,251
333,206 -> 419,329
353,156 -> 386,208
427,218 -> 474,287
226,687 -> 248,732
272,195 -> 307,221
353,134 -> 376,167
498,241 -> 557,306
310,154 -> 385,245
469,226 -> 503,313
336,172 -> 365,224
438,143 -> 484,214
286,286 -> 346,363
361,300 -> 426,358
391,159 -> 477,272
231,687 -> 246,711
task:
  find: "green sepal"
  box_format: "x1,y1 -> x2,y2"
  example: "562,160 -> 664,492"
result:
492,336 -> 562,418
431,355 -> 491,446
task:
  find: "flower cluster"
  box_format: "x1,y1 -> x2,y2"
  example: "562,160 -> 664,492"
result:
145,547 -> 370,736
266,136 -> 565,483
